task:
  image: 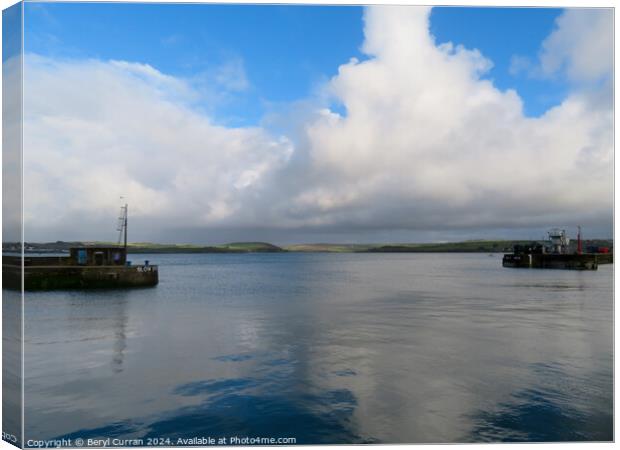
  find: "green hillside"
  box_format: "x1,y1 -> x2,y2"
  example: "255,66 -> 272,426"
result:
11,239 -> 613,254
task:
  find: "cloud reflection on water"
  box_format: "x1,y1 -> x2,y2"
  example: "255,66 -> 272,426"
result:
22,254 -> 612,444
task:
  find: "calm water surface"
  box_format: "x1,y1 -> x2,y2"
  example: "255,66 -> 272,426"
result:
17,253 -> 613,443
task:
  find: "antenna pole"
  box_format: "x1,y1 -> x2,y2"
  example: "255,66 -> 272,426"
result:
124,204 -> 128,251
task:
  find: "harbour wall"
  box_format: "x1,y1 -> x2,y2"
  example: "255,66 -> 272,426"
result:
502,253 -> 600,270
2,258 -> 158,290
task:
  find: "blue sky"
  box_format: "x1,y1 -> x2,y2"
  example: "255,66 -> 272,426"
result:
430,7 -> 566,116
25,3 -> 566,123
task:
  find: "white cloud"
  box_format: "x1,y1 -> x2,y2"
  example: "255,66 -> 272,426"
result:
23,54 -> 293,240
212,57 -> 249,92
508,54 -> 532,77
538,8 -> 613,83
21,6 -> 613,242
3,55 -> 23,243
289,6 -> 612,232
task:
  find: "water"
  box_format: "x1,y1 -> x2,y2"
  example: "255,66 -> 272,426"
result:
14,253 -> 613,444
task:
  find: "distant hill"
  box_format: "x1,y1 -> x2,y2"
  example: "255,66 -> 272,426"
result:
285,239 -> 614,253
9,241 -> 285,254
6,239 -> 613,254
284,241 -> 529,253
364,239 -> 614,253
364,240 -> 530,253
220,242 -> 283,252
283,243 -> 375,253
127,242 -> 285,253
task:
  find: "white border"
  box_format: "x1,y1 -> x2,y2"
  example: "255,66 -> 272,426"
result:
0,2 -> 616,450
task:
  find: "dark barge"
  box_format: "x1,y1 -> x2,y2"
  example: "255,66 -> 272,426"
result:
3,246 -> 158,290
502,248 -> 598,270
502,227 -> 610,271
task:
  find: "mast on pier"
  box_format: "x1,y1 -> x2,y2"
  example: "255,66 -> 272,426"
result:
117,201 -> 128,250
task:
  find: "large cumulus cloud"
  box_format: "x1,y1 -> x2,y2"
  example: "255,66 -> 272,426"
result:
293,7 -> 612,232
21,6 -> 613,243
23,55 -> 293,240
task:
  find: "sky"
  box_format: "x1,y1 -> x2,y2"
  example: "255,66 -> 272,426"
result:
8,2 -> 614,244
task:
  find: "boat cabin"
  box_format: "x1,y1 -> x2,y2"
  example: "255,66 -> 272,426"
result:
69,246 -> 127,266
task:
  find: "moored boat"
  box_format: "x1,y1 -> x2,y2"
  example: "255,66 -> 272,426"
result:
502,227 -> 609,271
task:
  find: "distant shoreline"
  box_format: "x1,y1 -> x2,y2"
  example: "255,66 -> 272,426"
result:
4,239 -> 614,255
